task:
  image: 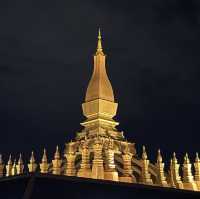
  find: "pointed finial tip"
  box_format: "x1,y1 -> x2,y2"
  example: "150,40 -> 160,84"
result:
196,152 -> 200,161
98,28 -> 101,38
142,145 -> 146,151
96,28 -> 103,53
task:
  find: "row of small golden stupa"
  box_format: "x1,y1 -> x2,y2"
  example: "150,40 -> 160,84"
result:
1,145 -> 200,191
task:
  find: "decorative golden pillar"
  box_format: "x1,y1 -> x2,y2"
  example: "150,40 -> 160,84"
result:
12,159 -> 17,176
64,142 -> 76,176
104,139 -> 118,181
6,155 -> 12,177
91,138 -> 104,179
182,153 -> 198,191
16,154 -> 24,175
119,143 -> 134,183
140,146 -> 153,185
40,149 -> 49,174
0,154 -> 4,177
52,146 -> 62,175
77,140 -> 91,178
170,152 -> 183,189
194,152 -> 200,190
28,151 -> 37,173
155,149 -> 168,187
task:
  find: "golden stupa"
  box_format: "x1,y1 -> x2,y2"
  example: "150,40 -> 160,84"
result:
0,29 -> 200,192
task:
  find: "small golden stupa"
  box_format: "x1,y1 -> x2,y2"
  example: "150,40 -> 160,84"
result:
0,29 -> 200,192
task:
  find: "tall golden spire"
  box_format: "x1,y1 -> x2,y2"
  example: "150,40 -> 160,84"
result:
84,28 -> 114,102
80,29 -> 120,140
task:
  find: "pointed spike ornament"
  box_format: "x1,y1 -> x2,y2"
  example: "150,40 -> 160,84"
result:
54,146 -> 60,159
96,28 -> 103,54
184,153 -> 190,164
172,152 -> 177,164
0,154 -> 4,177
157,149 -> 162,163
140,146 -> 152,184
182,153 -> 198,191
28,151 -> 37,173
40,148 -> 49,174
6,155 -> 13,176
142,145 -> 147,160
169,153 -> 183,189
194,152 -> 200,189
52,146 -> 62,175
12,159 -> 17,176
168,159 -> 176,188
155,149 -> 168,187
16,153 -> 24,175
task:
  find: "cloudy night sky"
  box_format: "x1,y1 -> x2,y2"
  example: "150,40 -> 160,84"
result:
0,0 -> 200,163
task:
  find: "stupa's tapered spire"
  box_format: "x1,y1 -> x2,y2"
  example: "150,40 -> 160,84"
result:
84,28 -> 114,103
81,28 -> 120,140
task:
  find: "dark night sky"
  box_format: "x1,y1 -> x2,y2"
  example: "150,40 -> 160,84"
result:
0,0 -> 200,164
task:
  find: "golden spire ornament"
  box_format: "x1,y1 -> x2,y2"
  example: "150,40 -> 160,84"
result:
6,154 -> 12,177
16,153 -> 24,175
155,149 -> 168,187
170,152 -> 183,189
0,154 -> 4,177
194,152 -> 200,189
140,146 -> 152,184
40,149 -> 49,174
28,151 -> 37,173
12,159 -> 17,176
96,28 -> 103,54
52,146 -> 62,175
182,153 -> 197,191
168,159 -> 176,188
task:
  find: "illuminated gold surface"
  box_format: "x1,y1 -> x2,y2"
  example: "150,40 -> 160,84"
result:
40,149 -> 49,174
140,146 -> 153,185
169,153 -> 183,189
28,151 -> 37,173
182,153 -> 198,191
16,154 -> 24,175
1,30 -> 200,192
155,149 -> 168,187
52,146 -> 62,175
6,155 -> 12,177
